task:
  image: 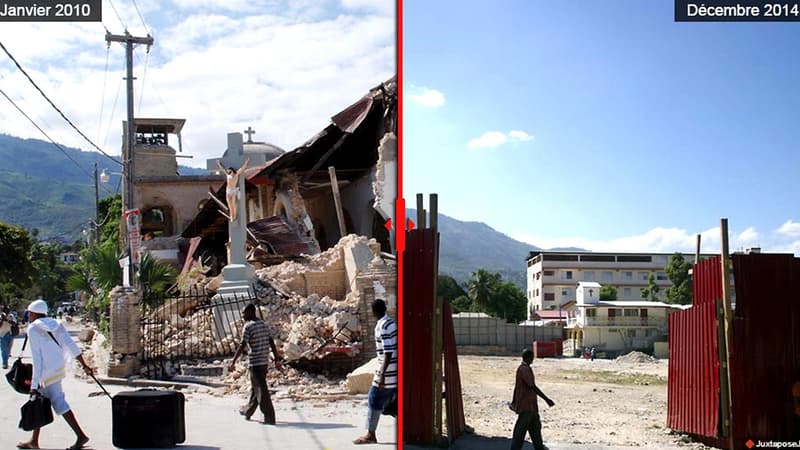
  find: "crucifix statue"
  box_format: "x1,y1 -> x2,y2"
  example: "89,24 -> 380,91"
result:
214,132 -> 255,296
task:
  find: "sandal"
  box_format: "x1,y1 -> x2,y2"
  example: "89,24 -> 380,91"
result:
66,436 -> 89,450
353,436 -> 377,445
16,443 -> 39,449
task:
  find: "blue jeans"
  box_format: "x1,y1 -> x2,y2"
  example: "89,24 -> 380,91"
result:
366,386 -> 396,432
0,333 -> 12,366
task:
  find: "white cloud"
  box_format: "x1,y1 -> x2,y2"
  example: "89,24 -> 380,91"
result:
468,130 -> 534,149
737,227 -> 759,244
777,220 -> 800,238
408,86 -> 445,108
513,223 -> 797,256
468,131 -> 507,149
508,130 -> 533,141
0,1 -> 395,168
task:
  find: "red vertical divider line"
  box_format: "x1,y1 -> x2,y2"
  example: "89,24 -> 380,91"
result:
394,0 -> 403,442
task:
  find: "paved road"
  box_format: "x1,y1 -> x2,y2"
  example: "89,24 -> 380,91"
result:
1,334 -> 396,450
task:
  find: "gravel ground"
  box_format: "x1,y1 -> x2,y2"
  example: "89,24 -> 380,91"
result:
457,355 -> 711,449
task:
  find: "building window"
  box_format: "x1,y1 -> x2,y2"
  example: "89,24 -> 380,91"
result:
645,329 -> 654,337
536,272 -> 541,280
565,271 -> 573,280
602,271 -> 613,282
623,271 -> 633,281
584,271 -> 595,281
638,272 -> 649,281
535,289 -> 539,297
544,293 -> 555,301
623,288 -> 632,297
586,309 -> 597,317
624,309 -> 638,317
561,289 -> 569,296
656,272 -> 667,281
543,270 -> 554,276
627,329 -> 636,338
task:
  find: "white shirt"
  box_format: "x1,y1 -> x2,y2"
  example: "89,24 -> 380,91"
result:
28,318 -> 81,388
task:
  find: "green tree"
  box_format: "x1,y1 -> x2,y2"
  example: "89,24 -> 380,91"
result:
26,241 -> 74,303
438,274 -> 467,302
640,273 -> 661,302
665,253 -> 693,305
139,252 -> 177,307
450,295 -> 473,314
0,222 -> 34,289
466,269 -> 501,312
599,285 -> 618,301
465,269 -> 526,323
97,194 -> 122,245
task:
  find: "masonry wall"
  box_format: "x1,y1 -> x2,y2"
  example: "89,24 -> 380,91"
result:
452,315 -> 562,353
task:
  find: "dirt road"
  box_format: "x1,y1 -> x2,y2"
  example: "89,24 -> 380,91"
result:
457,355 -> 709,448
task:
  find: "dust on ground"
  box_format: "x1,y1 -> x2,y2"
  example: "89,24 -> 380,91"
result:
458,355 -> 710,449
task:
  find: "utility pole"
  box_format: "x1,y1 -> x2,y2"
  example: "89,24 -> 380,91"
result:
94,162 -> 100,243
105,30 -> 153,287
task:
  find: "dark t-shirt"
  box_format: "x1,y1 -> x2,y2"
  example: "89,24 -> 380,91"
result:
512,363 -> 538,414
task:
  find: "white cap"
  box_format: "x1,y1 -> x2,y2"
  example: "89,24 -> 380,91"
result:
27,299 -> 48,315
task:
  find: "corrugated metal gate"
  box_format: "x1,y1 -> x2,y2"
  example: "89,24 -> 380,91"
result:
668,253 -> 800,447
403,228 -> 437,444
668,256 -> 721,437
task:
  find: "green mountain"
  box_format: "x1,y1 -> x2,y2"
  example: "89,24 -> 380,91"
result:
0,134 -> 206,241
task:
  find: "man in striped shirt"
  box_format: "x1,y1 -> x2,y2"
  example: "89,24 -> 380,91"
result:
229,303 -> 283,424
354,299 -> 397,445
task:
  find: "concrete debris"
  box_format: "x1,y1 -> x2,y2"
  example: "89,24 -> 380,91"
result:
78,328 -> 95,343
345,357 -> 379,394
615,351 -> 658,364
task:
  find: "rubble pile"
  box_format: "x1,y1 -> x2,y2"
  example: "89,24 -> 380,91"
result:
615,351 -> 658,364
141,235 -> 386,367
221,363 -> 344,397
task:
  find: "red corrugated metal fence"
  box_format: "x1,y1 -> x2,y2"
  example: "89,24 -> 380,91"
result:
402,229 -> 436,444
668,253 -> 800,446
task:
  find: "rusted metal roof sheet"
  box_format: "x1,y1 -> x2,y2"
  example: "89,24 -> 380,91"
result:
247,216 -> 317,256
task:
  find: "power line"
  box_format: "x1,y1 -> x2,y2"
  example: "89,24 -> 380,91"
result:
130,0 -> 149,34
97,45 -> 111,142
0,40 -> 122,167
107,0 -> 127,30
0,85 -> 93,180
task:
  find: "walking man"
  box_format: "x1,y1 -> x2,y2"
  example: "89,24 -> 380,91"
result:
229,303 -> 283,424
510,349 -> 555,450
18,299 -> 93,450
1,305 -> 17,369
354,299 -> 397,445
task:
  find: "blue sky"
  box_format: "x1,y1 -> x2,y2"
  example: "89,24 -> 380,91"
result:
403,0 -> 800,255
0,0 -> 394,166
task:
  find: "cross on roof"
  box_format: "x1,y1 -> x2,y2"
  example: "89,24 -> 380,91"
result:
244,126 -> 256,143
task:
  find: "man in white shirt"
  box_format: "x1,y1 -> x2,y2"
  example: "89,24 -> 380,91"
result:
17,299 -> 94,450
353,299 -> 397,445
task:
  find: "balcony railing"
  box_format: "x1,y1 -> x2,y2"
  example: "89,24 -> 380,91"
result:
567,317 -> 667,327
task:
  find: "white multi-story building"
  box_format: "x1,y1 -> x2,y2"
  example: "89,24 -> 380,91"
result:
525,251 -> 709,319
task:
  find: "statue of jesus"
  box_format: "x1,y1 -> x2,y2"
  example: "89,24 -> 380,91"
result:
217,157 -> 249,221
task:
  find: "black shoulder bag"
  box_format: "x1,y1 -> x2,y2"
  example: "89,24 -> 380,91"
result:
5,335 -> 32,394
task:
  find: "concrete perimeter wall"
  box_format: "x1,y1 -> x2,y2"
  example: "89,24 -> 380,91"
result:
452,315 -> 563,354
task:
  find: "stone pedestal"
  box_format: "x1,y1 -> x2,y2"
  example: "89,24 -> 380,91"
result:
108,286 -> 142,378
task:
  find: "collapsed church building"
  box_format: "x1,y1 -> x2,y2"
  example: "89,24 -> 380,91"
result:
102,77 -> 397,393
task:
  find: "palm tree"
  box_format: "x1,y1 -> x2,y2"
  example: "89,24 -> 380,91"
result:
466,269 -> 500,312
138,252 -> 177,308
